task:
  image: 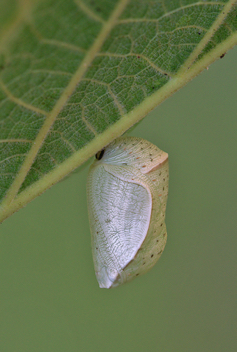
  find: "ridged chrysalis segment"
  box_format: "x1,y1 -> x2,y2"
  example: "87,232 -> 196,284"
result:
87,137 -> 169,288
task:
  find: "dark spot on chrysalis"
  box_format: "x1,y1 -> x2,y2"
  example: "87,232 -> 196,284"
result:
136,273 -> 139,276
151,254 -> 154,258
96,148 -> 105,160
220,53 -> 226,59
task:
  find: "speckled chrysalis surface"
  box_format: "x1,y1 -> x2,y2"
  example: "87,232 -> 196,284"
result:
87,137 -> 169,288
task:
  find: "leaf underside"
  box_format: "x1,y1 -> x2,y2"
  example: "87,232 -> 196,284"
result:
0,0 -> 236,222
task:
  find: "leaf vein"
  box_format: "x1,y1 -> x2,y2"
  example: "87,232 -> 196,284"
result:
97,53 -> 172,77
0,139 -> 32,144
82,77 -> 125,115
117,2 -> 226,24
0,79 -> 48,116
74,0 -> 105,24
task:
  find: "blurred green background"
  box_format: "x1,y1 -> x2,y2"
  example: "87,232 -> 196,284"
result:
0,47 -> 236,352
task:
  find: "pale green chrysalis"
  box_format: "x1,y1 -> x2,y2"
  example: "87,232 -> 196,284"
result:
87,137 -> 169,288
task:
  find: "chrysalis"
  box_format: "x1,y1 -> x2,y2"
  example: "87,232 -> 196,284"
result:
87,137 -> 169,288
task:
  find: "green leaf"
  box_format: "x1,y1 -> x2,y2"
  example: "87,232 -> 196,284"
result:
0,0 -> 236,223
